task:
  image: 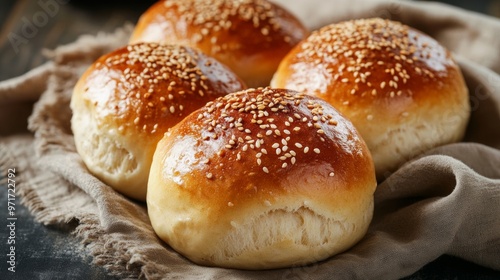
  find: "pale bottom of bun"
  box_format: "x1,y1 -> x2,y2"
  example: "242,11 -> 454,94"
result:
148,195 -> 373,270
72,109 -> 149,201
367,104 -> 470,179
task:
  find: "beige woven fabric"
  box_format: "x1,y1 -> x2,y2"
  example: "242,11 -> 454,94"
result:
1,1 -> 499,279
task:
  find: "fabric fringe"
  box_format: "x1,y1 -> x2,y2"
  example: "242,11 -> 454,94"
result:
0,144 -> 17,185
1,143 -> 143,278
20,173 -> 74,225
73,216 -> 142,279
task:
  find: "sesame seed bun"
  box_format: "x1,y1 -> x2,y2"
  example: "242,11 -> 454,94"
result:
271,18 -> 470,179
147,87 -> 376,269
129,0 -> 309,88
70,42 -> 246,201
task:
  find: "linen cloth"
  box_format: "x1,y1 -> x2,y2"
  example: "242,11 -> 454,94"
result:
1,0 -> 499,279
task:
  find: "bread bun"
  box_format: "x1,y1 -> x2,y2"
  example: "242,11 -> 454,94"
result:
271,18 -> 470,178
147,87 -> 376,269
129,0 -> 309,88
71,42 -> 246,201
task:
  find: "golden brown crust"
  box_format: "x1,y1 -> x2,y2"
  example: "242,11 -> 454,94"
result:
130,0 -> 309,87
74,42 -> 246,139
148,87 -> 376,268
71,42 -> 246,200
273,18 -> 462,110
272,18 -> 470,177
153,87 -> 375,221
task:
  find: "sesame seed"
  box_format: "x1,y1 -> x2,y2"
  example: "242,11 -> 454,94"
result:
198,88 -> 343,180
294,18 -> 441,100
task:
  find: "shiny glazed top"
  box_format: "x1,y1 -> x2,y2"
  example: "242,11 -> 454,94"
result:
272,18 -> 468,122
74,42 -> 246,138
154,88 -> 376,212
129,0 -> 309,87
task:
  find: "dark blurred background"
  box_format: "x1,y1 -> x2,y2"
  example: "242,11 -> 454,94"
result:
0,0 -> 155,82
426,0 -> 500,17
0,1 -> 499,279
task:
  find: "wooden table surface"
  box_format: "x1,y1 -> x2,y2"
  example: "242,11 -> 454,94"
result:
1,1 -> 499,279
